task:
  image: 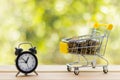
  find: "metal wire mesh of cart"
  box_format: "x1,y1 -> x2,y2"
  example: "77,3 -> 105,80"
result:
59,23 -> 113,75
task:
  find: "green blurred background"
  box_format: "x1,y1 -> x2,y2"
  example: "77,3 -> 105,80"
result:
0,0 -> 119,65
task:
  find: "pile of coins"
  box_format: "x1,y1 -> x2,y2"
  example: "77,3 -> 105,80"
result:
68,39 -> 99,55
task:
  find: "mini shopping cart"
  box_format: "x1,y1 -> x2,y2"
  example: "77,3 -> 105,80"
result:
60,23 -> 113,75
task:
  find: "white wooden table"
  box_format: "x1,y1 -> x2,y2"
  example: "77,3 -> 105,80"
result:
0,65 -> 120,80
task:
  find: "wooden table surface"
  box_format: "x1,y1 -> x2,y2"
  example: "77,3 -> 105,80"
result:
0,65 -> 120,80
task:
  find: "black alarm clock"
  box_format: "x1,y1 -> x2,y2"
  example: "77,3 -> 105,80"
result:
15,42 -> 38,76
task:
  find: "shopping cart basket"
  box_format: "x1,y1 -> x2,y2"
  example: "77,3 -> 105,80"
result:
60,23 -> 113,75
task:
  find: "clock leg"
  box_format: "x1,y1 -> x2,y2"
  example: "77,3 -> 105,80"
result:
16,71 -> 20,77
25,73 -> 28,76
34,71 -> 38,75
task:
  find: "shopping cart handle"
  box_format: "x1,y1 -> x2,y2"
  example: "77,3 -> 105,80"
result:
94,22 -> 113,30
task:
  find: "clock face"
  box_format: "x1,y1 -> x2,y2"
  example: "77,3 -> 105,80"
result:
16,51 -> 38,73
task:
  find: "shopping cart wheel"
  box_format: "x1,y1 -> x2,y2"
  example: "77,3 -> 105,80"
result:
67,66 -> 72,72
91,61 -> 96,68
103,66 -> 108,74
74,67 -> 79,75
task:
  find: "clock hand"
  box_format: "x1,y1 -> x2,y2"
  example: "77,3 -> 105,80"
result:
26,63 -> 30,69
21,57 -> 26,63
26,57 -> 29,63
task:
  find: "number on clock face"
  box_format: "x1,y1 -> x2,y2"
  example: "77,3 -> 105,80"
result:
18,53 -> 36,72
